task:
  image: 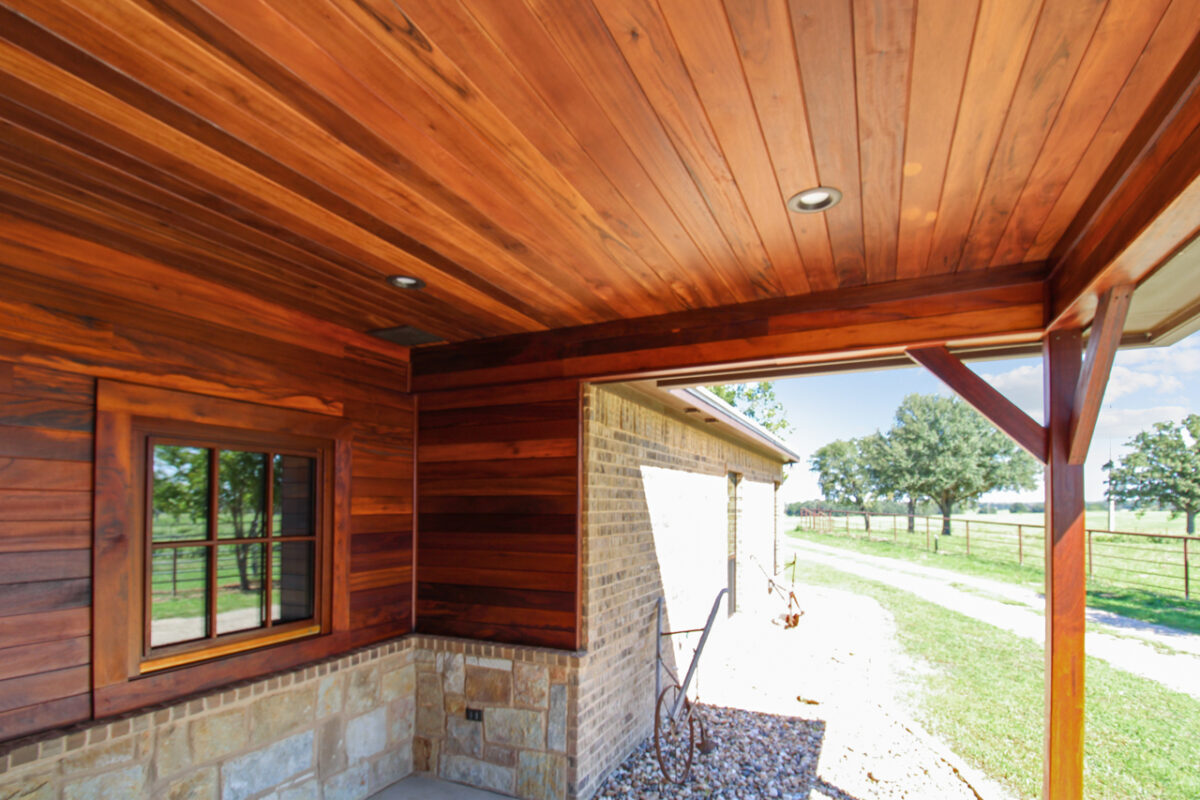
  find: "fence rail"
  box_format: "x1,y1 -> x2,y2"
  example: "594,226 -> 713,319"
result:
792,509 -> 1197,600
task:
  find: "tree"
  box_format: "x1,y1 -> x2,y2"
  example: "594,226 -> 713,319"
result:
866,428 -> 926,532
708,382 -> 792,434
810,436 -> 878,529
1105,414 -> 1200,534
153,447 -> 267,590
884,394 -> 1039,536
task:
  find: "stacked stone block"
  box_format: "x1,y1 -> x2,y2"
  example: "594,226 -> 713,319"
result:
0,641 -> 416,800
408,636 -> 577,800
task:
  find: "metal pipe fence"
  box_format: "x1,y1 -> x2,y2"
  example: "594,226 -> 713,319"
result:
792,509 -> 1197,600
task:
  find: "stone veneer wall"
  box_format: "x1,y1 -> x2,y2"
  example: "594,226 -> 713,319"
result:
574,384 -> 784,798
0,636 -> 578,800
0,639 -> 417,800
409,636 -> 577,800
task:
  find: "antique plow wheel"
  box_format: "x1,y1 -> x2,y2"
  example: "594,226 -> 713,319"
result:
654,680 -> 703,783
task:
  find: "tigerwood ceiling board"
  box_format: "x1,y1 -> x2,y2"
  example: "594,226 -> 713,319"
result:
0,0 -> 1194,345
922,0 -> 1043,275
659,0 -> 809,296
895,0 -> 978,280
412,0 -> 723,312
1003,0 -> 1182,265
954,0 -> 1108,271
416,384 -> 579,651
242,0 -> 666,322
788,0 -> 867,287
725,0 -> 836,292
0,1 -> 551,337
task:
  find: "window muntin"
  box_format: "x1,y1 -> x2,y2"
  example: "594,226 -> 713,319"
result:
145,435 -> 322,663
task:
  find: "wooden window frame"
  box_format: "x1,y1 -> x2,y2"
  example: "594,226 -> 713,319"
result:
137,425 -> 327,673
94,381 -> 352,716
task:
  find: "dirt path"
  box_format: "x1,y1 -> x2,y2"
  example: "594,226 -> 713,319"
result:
687,590 -> 1017,800
788,539 -> 1200,700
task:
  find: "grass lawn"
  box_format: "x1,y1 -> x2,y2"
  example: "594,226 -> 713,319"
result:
786,527 -> 1200,635
792,560 -> 1200,800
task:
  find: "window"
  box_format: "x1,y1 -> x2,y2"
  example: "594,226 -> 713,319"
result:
94,380 -> 350,714
141,430 -> 324,671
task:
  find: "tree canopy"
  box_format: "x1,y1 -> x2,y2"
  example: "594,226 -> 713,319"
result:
808,393 -> 1040,535
708,382 -> 792,434
809,435 -> 879,528
1105,414 -> 1200,533
886,394 -> 1039,534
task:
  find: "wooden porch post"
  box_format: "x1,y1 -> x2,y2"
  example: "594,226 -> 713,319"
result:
1043,329 -> 1086,800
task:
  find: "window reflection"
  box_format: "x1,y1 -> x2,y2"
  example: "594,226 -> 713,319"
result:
152,445 -> 209,542
150,546 -> 208,647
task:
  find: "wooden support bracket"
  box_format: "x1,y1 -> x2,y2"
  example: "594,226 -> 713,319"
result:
906,345 -> 1048,463
1068,285 -> 1134,465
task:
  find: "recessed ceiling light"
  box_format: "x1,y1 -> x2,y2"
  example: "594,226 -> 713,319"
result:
385,275 -> 426,290
787,186 -> 842,214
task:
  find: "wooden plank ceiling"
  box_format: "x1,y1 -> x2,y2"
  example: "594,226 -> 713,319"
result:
1,0 -> 1197,345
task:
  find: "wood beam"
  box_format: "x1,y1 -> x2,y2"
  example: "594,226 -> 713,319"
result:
412,264 -> 1046,391
1043,329 -> 1086,800
1049,30 -> 1200,329
905,346 -> 1047,462
1068,285 -> 1133,464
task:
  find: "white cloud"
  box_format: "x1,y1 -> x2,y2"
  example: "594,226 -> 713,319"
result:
1116,334 -> 1200,374
1102,365 -> 1184,400
1093,405 -> 1189,445
979,363 -> 1044,420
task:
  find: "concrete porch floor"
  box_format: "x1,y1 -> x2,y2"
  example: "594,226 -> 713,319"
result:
371,775 -> 511,800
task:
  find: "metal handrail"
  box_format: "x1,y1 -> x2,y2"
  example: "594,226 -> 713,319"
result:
655,588 -> 728,723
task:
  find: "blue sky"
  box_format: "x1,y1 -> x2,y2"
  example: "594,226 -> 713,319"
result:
774,331 -> 1200,506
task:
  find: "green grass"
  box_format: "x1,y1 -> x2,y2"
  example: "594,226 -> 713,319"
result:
150,587 -> 266,620
793,560 -> 1200,800
786,526 -> 1200,635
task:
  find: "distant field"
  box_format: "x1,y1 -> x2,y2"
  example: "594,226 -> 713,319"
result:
956,508 -> 1190,535
794,508 -> 1197,605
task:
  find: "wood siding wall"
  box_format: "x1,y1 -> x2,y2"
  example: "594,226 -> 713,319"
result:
0,362 -> 94,742
416,381 -> 580,650
0,219 -> 415,742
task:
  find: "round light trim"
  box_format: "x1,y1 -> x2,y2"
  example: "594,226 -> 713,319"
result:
386,275 -> 426,290
787,186 -> 842,214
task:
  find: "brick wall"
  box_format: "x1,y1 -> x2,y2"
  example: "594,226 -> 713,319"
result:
574,384 -> 784,798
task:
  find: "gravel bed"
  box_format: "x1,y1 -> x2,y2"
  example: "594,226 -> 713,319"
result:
595,703 -> 852,799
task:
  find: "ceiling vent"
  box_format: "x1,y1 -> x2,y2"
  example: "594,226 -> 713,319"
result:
369,325 -> 444,347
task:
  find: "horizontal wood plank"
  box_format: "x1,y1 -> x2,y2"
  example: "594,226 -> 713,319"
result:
0,664 -> 89,715
0,549 -> 91,585
0,578 -> 90,616
0,607 -> 90,649
0,424 -> 94,462
0,635 -> 89,682
0,457 -> 91,491
0,692 -> 89,743
0,490 -> 92,521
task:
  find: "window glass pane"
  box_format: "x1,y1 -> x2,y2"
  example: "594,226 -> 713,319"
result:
152,445 -> 209,542
274,455 -> 316,536
215,543 -> 265,635
150,546 -> 208,647
272,541 -> 315,623
217,451 -> 267,540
